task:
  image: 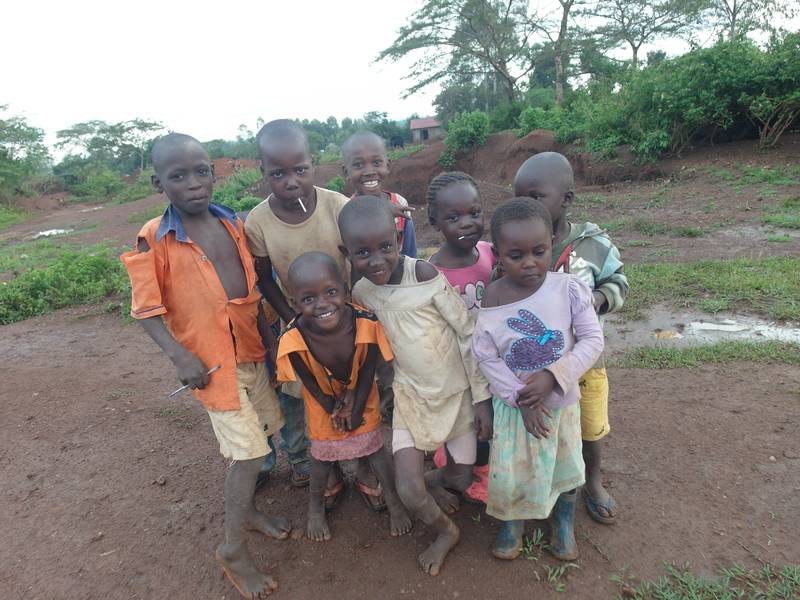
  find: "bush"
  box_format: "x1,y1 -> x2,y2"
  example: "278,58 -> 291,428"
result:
70,168 -> 126,199
113,170 -> 155,204
439,111 -> 491,168
324,175 -> 346,193
212,168 -> 263,211
318,143 -> 342,164
517,106 -> 565,137
489,102 -> 522,132
0,248 -> 129,324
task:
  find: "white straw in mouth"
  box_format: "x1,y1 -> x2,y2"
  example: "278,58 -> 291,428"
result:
297,197 -> 307,213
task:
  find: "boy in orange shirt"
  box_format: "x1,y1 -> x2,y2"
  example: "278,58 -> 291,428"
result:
121,133 -> 289,599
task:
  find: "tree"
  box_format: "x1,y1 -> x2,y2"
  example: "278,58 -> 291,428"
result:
587,0 -> 708,67
55,118 -> 164,172
704,0 -> 797,40
377,0 -> 540,103
0,106 -> 50,198
522,0 -> 589,105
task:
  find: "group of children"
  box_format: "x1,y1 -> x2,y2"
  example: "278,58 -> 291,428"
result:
121,121 -> 627,599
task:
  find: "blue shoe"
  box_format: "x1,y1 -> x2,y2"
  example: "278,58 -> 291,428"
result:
492,520 -> 524,560
549,490 -> 578,560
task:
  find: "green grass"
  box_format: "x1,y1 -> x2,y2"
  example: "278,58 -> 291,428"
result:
613,341 -> 800,369
387,143 -> 425,160
601,218 -> 704,238
763,197 -> 800,229
708,164 -> 800,187
112,171 -> 155,204
612,563 -> 800,599
0,205 -> 30,229
212,168 -> 263,212
128,203 -> 168,225
623,256 -> 800,320
625,239 -> 652,247
767,234 -> 792,243
324,175 -> 346,194
0,248 -> 129,324
673,226 -> 706,237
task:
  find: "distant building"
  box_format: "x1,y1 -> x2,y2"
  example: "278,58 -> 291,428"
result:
409,117 -> 444,142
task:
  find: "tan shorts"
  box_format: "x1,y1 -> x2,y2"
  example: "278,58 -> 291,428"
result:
579,367 -> 611,442
392,429 -> 477,465
207,362 -> 285,461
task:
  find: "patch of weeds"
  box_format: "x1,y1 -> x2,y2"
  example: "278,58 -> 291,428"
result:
673,226 -> 705,238
708,164 -> 800,187
640,249 -> 677,262
543,563 -> 579,593
570,209 -> 593,224
128,203 -> 168,225
0,248 -> 129,324
625,239 -> 651,247
600,217 -> 630,232
612,562 -> 800,600
387,143 -> 425,160
0,204 -> 30,229
622,256 -> 800,320
521,528 -> 547,561
579,193 -> 607,207
702,202 -> 718,213
155,405 -> 195,430
763,197 -> 800,229
758,187 -> 778,198
630,219 -> 670,236
767,234 -> 792,243
613,341 -> 800,369
113,171 -> 155,204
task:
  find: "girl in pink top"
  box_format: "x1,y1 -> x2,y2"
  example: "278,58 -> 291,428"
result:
471,197 -> 603,562
428,172 -> 498,504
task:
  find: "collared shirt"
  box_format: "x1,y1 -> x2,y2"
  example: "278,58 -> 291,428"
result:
121,203 -> 265,411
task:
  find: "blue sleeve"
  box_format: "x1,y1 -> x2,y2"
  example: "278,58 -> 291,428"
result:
401,218 -> 417,258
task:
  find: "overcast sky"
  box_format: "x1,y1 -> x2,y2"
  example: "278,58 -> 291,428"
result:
3,0 -> 438,148
4,1 -> 796,153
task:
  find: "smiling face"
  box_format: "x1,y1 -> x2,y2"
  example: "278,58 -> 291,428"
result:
340,214 -> 401,286
259,134 -> 315,204
152,141 -> 214,217
495,217 -> 553,292
432,181 -> 484,249
289,260 -> 348,334
342,135 -> 390,196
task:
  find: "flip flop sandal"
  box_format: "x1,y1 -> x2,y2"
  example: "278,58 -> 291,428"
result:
290,467 -> 311,488
355,479 -> 387,512
324,481 -> 345,513
583,490 -> 618,525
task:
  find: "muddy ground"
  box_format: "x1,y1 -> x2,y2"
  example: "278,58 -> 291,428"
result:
1,134 -> 799,599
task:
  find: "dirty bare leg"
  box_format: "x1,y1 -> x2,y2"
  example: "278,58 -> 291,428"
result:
395,448 -> 460,575
368,447 -> 412,536
216,456 -> 282,599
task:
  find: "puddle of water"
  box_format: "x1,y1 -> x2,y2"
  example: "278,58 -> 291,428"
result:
605,306 -> 800,354
32,228 -> 74,239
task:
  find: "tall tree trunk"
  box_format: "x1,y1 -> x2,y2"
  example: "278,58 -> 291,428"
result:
554,0 -> 573,106
630,43 -> 639,68
554,54 -> 565,106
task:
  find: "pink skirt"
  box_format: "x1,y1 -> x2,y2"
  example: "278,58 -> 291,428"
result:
310,428 -> 384,462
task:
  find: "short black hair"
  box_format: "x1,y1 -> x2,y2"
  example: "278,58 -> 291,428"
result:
341,130 -> 386,159
426,171 -> 480,225
338,195 -> 395,243
287,251 -> 343,287
490,197 -> 553,245
151,133 -> 204,173
255,119 -> 309,154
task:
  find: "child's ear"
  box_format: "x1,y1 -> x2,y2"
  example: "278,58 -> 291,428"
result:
338,244 -> 350,259
490,244 -> 499,259
151,174 -> 163,194
341,164 -> 349,178
211,164 -> 217,183
259,164 -> 265,175
562,190 -> 574,208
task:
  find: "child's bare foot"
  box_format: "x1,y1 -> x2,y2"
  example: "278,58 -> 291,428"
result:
389,505 -> 412,537
418,517 -> 460,576
428,485 -> 459,514
247,510 -> 291,540
307,503 -> 331,542
216,542 -> 278,599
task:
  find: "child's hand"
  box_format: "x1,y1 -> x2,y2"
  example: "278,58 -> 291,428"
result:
172,350 -> 209,389
518,370 -> 556,408
520,405 -> 552,439
593,291 -> 607,314
473,398 -> 493,441
389,204 -> 415,219
332,389 -> 356,431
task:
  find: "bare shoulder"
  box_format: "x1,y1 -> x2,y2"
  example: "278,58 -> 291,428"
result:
414,259 -> 439,282
481,279 -> 504,308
